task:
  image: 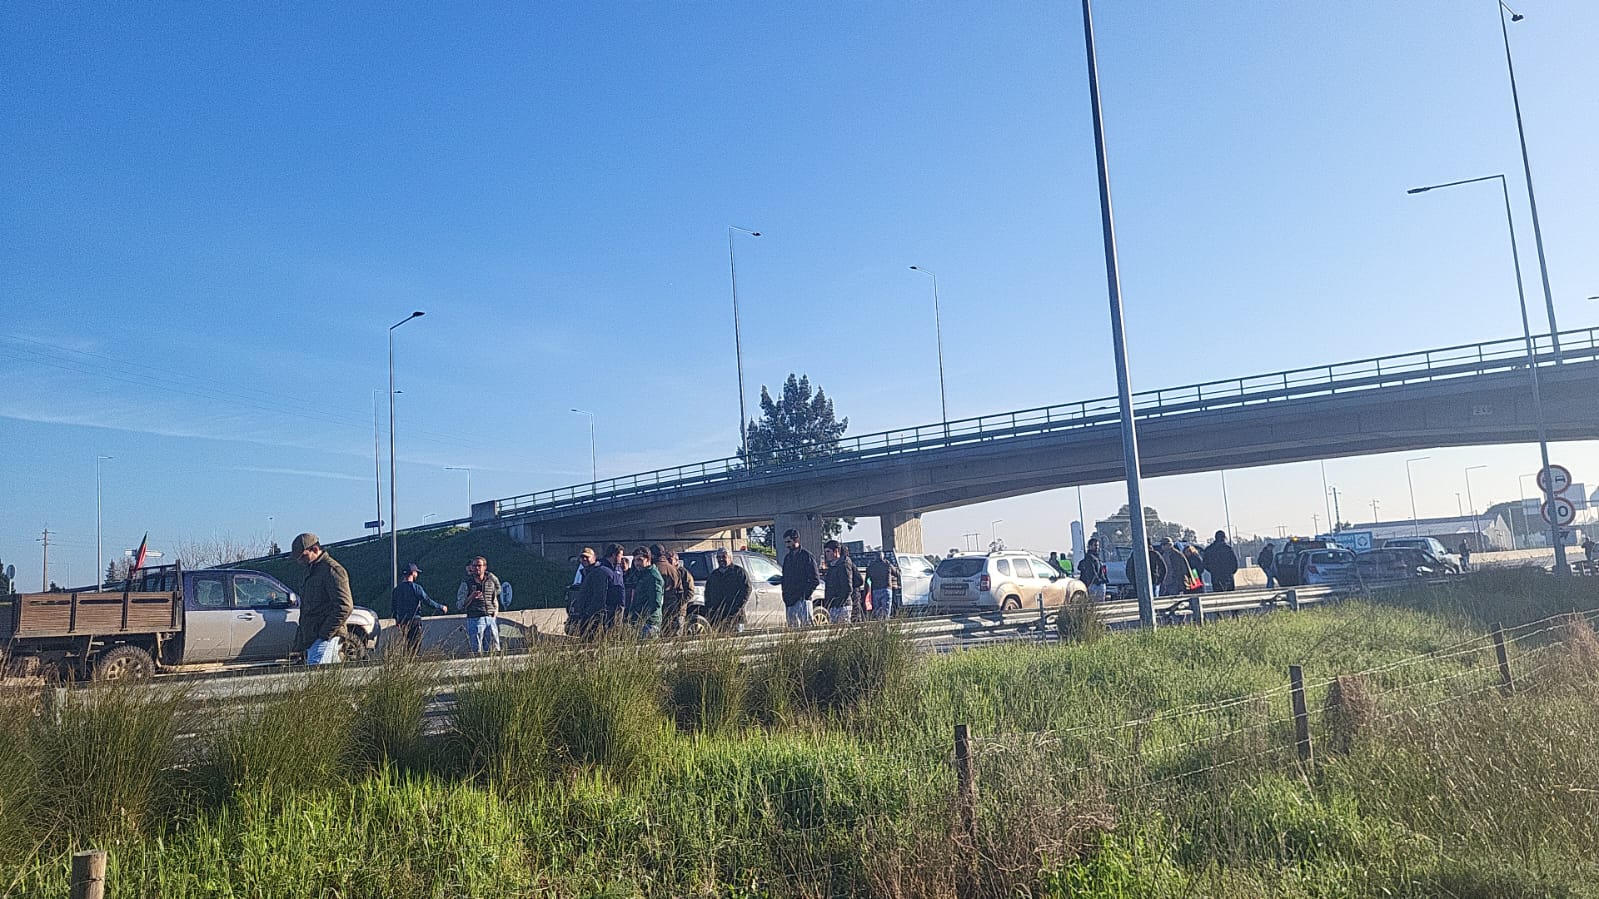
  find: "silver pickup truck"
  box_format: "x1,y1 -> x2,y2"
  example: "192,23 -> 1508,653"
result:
0,564 -> 380,680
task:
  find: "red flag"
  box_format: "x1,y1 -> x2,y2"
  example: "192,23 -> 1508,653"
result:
131,533 -> 149,572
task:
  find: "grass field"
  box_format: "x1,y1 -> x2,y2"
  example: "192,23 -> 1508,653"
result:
244,525 -> 574,616
2,570 -> 1596,897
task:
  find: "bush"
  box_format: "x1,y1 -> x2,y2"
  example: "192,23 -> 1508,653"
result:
746,626 -> 916,725
28,685 -> 190,843
210,671 -> 359,802
662,641 -> 747,735
1056,591 -> 1107,644
352,656 -> 433,770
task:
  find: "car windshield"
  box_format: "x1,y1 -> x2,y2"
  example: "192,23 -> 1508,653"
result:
743,554 -> 781,579
936,558 -> 986,578
679,555 -> 711,581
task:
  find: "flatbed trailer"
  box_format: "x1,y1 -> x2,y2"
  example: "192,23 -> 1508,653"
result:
1,585 -> 182,680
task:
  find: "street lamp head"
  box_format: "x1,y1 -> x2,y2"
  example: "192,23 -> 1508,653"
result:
750,232 -> 761,237
1406,187 -> 1430,194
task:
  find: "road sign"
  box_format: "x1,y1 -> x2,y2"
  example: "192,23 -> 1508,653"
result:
364,519 -> 385,530
1337,530 -> 1374,552
1537,464 -> 1572,496
1541,497 -> 1576,526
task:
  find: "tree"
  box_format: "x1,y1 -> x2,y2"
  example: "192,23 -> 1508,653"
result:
173,535 -> 271,570
0,556 -> 10,595
743,374 -> 856,540
1092,505 -> 1194,545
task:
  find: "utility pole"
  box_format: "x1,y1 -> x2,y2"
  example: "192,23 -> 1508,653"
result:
1369,499 -> 1381,523
1329,486 -> 1343,531
39,527 -> 50,590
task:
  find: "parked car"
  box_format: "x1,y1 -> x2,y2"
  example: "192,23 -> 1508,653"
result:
881,551 -> 937,614
1300,548 -> 1358,585
677,549 -> 826,628
1273,537 -> 1341,587
1380,537 -> 1461,573
1355,547 -> 1447,583
930,551 -> 1087,613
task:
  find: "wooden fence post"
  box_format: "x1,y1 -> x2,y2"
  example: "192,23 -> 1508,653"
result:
953,723 -> 976,886
1492,623 -> 1515,695
1288,665 -> 1313,765
71,849 -> 106,899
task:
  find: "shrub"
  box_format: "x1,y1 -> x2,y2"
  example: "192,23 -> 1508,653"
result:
1323,674 -> 1375,755
352,656 -> 433,770
662,640 -> 747,735
1055,591 -> 1107,644
210,671 -> 359,802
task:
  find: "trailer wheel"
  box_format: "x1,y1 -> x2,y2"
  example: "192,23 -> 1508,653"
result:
93,645 -> 156,682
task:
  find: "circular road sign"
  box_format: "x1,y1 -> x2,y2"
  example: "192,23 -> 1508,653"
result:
1542,496 -> 1576,526
1537,464 -> 1572,495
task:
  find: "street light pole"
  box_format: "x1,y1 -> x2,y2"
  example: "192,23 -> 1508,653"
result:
990,519 -> 1004,546
388,310 -> 425,588
1497,2 -> 1561,358
1465,465 -> 1488,552
1517,472 -> 1537,550
1408,173 -> 1566,571
372,389 -> 384,535
1220,470 -> 1234,542
1080,0 -> 1155,628
1405,456 -> 1431,536
728,226 -> 761,464
570,409 -> 597,483
909,266 -> 950,435
95,455 -> 113,587
1320,461 -> 1334,531
445,466 -> 473,510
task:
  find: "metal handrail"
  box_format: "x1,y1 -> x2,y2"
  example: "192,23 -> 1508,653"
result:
494,327 -> 1599,518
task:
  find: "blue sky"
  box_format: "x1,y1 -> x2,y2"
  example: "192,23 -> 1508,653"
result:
3,1 -> 1596,586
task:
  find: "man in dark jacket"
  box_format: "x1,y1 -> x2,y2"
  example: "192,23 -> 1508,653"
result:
1259,541 -> 1278,589
780,528 -> 820,628
704,549 -> 753,629
455,555 -> 501,654
822,540 -> 858,624
1126,543 -> 1166,600
865,551 -> 900,621
391,561 -> 446,654
600,543 -> 627,627
570,547 -> 613,639
1081,537 -> 1108,601
1202,531 -> 1240,592
290,532 -> 353,665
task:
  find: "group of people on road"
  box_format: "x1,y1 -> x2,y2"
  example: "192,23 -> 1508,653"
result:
566,543 -> 709,638
1076,530 -> 1242,600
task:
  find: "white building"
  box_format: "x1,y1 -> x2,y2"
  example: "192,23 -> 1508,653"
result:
1340,514 -> 1513,553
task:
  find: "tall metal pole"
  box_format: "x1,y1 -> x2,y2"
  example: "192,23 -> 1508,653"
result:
446,466 -> 473,508
1329,486 -> 1342,531
1465,465 -> 1488,552
1405,456 -> 1430,536
372,390 -> 383,535
1220,470 -> 1234,542
1408,173 -> 1566,571
1498,3 -> 1561,358
95,455 -> 112,587
728,226 -> 760,464
389,311 -> 424,588
1320,461 -> 1334,531
570,408 -> 597,484
910,266 -> 950,435
1080,0 -> 1154,627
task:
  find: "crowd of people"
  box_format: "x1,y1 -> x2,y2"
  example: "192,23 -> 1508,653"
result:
1075,530 -> 1243,600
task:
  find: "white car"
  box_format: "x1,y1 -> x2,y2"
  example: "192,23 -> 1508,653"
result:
930,550 -> 1087,613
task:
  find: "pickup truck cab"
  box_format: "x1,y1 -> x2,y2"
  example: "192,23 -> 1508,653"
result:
1380,537 -> 1461,573
1,565 -> 380,681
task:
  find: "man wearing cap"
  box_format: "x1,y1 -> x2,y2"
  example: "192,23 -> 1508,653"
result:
391,562 -> 445,655
780,528 -> 820,629
290,533 -> 353,665
456,555 -> 502,653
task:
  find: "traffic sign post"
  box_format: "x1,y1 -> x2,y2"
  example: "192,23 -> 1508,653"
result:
1541,497 -> 1576,527
1537,464 -> 1572,496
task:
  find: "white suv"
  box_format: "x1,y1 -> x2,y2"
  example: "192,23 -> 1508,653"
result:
930,551 -> 1087,612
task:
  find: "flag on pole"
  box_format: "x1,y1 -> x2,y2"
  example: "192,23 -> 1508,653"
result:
131,533 -> 149,573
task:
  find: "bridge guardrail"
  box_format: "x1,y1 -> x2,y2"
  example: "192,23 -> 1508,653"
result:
493,328 -> 1599,519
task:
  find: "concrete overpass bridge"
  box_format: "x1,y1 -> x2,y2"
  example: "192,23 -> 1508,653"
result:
472,328 -> 1599,556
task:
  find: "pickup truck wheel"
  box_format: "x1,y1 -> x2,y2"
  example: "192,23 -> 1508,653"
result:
343,627 -> 371,663
94,645 -> 156,682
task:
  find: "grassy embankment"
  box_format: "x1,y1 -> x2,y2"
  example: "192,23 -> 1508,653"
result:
244,525 -> 572,616
3,570 -> 1598,897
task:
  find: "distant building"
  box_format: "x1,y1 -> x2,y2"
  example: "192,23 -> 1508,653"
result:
1339,513 -> 1513,552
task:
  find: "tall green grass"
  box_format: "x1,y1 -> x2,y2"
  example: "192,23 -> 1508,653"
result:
2,571 -> 1597,897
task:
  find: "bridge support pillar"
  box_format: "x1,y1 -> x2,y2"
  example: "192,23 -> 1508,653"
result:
880,510 -> 923,555
774,512 -> 824,556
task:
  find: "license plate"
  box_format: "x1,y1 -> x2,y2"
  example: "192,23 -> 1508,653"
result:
942,583 -> 968,594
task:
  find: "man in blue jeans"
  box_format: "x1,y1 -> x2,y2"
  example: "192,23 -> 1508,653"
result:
456,555 -> 501,653
290,532 -> 352,665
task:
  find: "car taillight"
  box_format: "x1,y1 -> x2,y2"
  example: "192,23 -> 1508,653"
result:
979,574 -> 991,592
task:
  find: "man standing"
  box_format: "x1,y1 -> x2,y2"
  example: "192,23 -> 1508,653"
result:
704,548 -> 753,630
1081,537 -> 1108,601
624,546 -> 664,637
391,562 -> 445,654
1259,541 -> 1278,589
570,547 -> 612,638
652,544 -> 687,633
1157,538 -> 1188,598
1202,531 -> 1240,593
455,555 -> 501,654
780,528 -> 820,629
865,550 -> 899,621
1458,539 -> 1472,573
822,540 -> 858,624
600,543 -> 627,628
290,532 -> 352,665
